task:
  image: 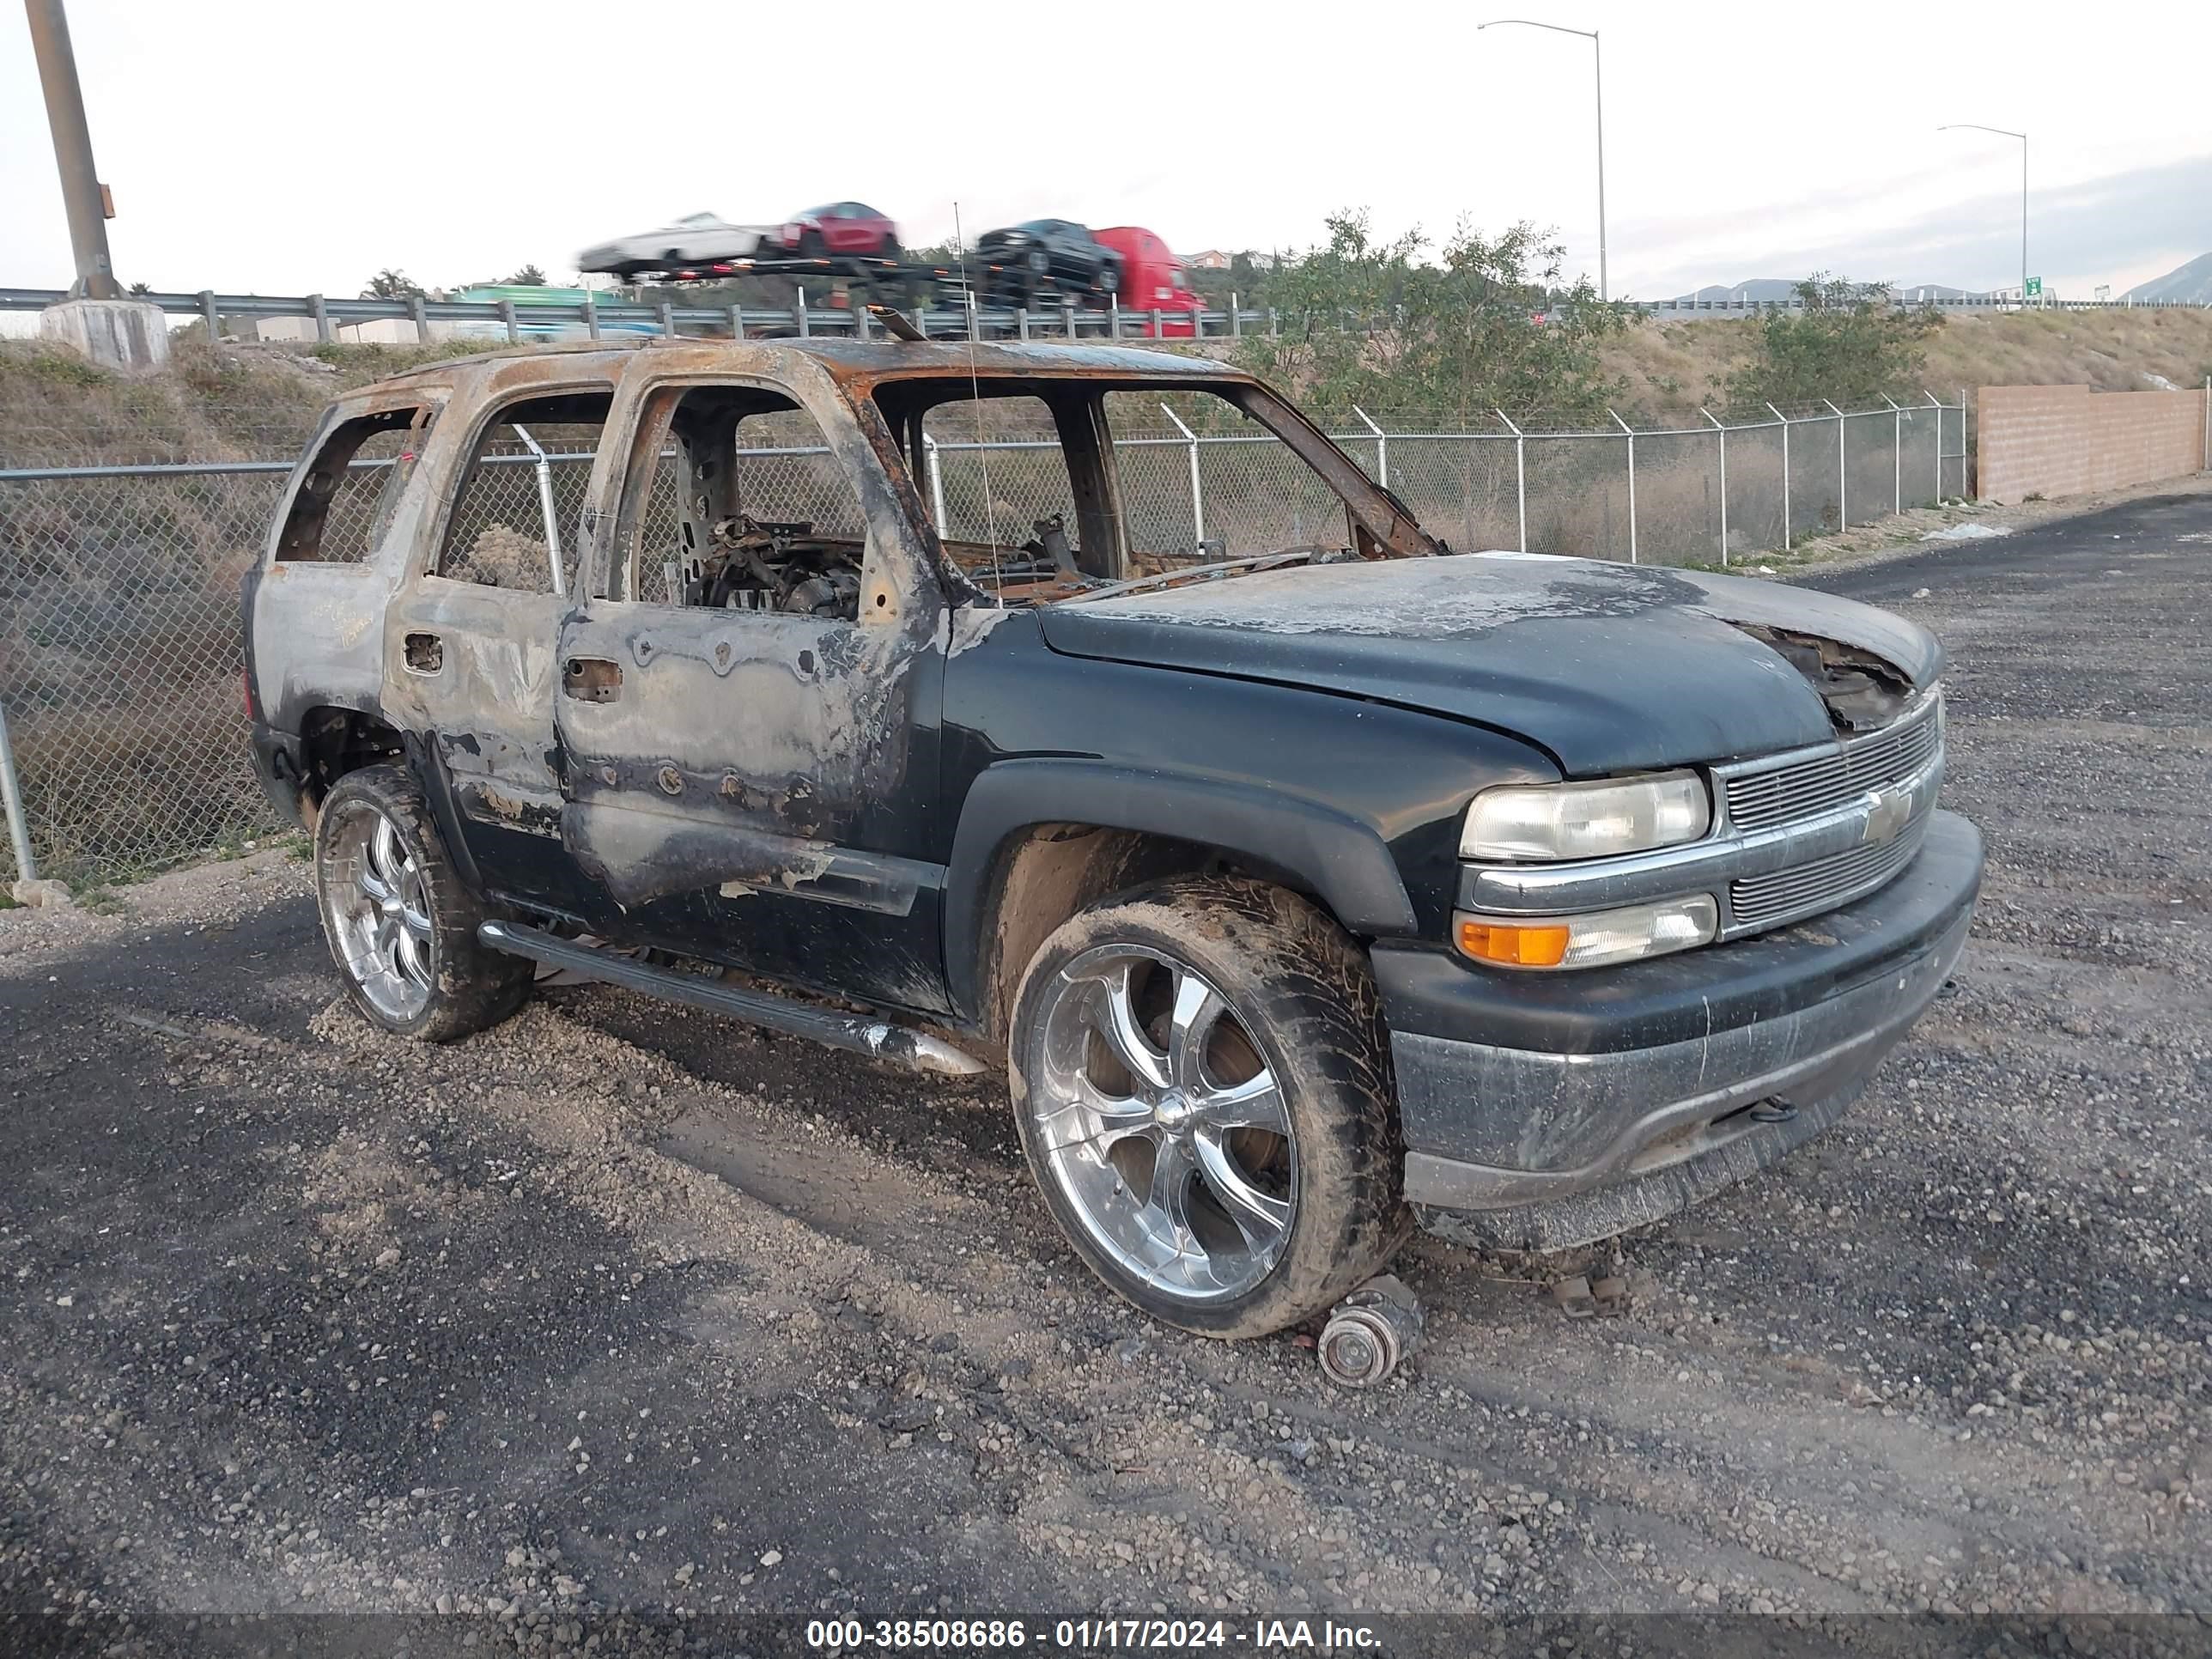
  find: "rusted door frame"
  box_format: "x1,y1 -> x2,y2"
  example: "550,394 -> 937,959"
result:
546,354 -> 954,1011
380,368 -> 622,904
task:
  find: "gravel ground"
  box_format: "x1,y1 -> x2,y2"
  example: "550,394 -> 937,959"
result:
2,491 -> 2207,1652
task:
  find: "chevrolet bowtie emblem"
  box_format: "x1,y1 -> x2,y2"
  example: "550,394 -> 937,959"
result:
1862,786 -> 1911,846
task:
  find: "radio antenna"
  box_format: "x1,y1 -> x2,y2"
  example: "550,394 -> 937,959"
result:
951,202 -> 1005,604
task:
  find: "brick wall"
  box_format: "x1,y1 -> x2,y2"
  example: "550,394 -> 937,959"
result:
1978,383 -> 2208,505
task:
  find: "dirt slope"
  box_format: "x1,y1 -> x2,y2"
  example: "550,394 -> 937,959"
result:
1610,306 -> 2212,416
6,307 -> 2205,470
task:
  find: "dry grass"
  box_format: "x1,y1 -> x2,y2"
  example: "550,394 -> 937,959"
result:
0,337 -> 519,467
1603,307 -> 2212,411
5,315 -> 2203,471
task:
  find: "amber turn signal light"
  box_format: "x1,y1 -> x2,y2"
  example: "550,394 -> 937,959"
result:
1455,918 -> 1571,967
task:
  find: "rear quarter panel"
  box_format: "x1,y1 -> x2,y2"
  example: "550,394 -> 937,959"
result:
249,390 -> 451,732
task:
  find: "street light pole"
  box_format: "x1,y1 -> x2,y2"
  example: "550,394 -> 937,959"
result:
23,0 -> 121,299
1939,123 -> 2028,307
1479,18 -> 1607,301
1593,30 -> 1606,303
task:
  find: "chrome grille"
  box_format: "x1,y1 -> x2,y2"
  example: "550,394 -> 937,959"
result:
1723,696 -> 1942,833
1729,815 -> 1927,931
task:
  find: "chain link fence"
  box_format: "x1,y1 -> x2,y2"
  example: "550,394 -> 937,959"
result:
0,398 -> 1966,887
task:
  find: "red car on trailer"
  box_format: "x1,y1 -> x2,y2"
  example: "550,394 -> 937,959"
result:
771,203 -> 901,260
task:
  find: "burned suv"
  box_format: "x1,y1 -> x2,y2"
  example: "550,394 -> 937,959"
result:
244,337 -> 1981,1340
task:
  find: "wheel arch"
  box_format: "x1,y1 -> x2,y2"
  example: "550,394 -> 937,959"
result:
289,703 -> 484,892
945,759 -> 1419,1041
290,702 -> 404,820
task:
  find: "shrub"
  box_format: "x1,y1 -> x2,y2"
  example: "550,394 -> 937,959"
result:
1231,210 -> 1637,428
1722,275 -> 1942,414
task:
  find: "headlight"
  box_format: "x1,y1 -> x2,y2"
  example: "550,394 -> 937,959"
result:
1455,895 -> 1718,970
1461,771 -> 1710,861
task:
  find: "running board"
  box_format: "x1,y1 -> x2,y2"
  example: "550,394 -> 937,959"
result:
477,921 -> 987,1077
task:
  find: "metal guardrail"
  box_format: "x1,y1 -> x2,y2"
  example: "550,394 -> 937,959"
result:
1643,295 -> 2206,315
7,284 -> 2202,348
0,285 -> 1256,343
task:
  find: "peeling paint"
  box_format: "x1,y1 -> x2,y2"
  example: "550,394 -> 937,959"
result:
1038,554 -> 1945,775
945,604 -> 1018,656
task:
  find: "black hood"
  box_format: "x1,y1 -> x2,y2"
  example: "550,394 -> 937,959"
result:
1038,554 -> 1942,776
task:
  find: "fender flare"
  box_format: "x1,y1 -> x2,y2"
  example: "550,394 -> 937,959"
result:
942,757 -> 1420,1021
398,726 -> 486,893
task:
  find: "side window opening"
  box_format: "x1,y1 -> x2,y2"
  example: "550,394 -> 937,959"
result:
274,406 -> 431,563
625,386 -> 872,620
439,390 -> 612,593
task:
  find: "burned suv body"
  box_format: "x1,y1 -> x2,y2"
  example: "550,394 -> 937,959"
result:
244,337 -> 1981,1339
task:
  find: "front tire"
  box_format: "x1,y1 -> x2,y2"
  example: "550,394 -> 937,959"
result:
1009,876 -> 1409,1338
313,763 -> 530,1042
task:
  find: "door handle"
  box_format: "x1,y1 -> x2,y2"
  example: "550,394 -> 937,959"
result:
563,657 -> 622,702
404,632 -> 444,674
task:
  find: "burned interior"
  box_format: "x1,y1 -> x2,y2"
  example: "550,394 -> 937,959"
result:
627,385 -> 873,620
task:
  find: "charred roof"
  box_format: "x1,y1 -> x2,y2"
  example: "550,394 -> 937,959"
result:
346,337 -> 1246,398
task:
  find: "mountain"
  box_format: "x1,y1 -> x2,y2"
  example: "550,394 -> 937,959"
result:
2121,252 -> 2212,303
1672,279 -> 1982,304
1676,279 -> 1803,303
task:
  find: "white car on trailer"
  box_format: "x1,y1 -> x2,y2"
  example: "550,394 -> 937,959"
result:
577,213 -> 769,278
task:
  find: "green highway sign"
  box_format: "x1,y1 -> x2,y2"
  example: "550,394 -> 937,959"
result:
2024,276 -> 2043,297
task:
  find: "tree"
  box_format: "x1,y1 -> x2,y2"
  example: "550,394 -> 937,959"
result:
1182,250 -> 1274,313
502,264 -> 547,287
1231,210 -> 1634,428
362,269 -> 426,299
1722,275 -> 1942,413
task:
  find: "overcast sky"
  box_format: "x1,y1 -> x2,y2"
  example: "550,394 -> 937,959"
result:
3,0 -> 2207,304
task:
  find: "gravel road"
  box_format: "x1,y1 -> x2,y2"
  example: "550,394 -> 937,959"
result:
3,492 -> 2207,1651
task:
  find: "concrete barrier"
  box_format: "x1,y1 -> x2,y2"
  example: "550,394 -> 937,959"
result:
38,296 -> 170,373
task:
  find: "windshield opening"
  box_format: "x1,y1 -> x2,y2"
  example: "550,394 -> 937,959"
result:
868,375 -> 1436,608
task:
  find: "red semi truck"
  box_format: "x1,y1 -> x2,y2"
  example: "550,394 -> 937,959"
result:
1095,227 -> 1204,337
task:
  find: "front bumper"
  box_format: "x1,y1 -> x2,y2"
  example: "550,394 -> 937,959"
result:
1375,810 -> 1983,1251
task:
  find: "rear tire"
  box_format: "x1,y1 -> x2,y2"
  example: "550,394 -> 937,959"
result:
1009,876 -> 1409,1339
313,763 -> 531,1042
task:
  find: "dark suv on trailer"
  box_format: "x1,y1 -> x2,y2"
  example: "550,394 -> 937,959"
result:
243,337 -> 1981,1340
975,220 -> 1122,302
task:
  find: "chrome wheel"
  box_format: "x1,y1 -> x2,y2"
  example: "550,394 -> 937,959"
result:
321,803 -> 434,1021
1027,945 -> 1297,1304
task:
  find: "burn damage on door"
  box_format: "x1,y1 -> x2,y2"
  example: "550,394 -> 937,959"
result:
550,355 -> 945,918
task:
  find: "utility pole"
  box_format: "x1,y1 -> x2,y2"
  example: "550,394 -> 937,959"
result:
25,0 -> 122,299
